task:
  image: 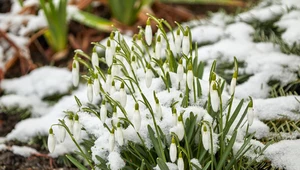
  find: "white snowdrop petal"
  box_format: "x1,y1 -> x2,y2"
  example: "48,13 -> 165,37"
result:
187,70 -> 194,90
170,143 -> 177,163
65,118 -> 74,134
120,89 -> 127,107
87,83 -> 93,103
155,41 -> 161,59
72,60 -> 80,87
201,126 -> 210,151
93,79 -> 100,96
155,103 -> 162,119
176,121 -> 185,141
106,47 -> 113,67
247,108 -> 254,126
230,77 -> 236,95
91,52 -> 99,69
109,132 -> 115,152
47,133 -> 56,153
177,64 -> 184,82
73,120 -> 82,141
116,127 -> 124,146
182,35 -> 190,56
57,126 -> 66,143
133,110 -> 141,131
100,104 -> 107,123
177,157 -> 184,170
145,69 -> 153,88
145,25 -> 152,46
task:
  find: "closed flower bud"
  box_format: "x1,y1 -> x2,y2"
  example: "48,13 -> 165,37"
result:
87,80 -> 93,103
120,83 -> 127,107
145,19 -> 152,46
155,102 -> 162,120
110,80 -> 116,94
73,114 -> 82,141
170,137 -> 177,163
109,129 -> 115,152
112,107 -> 118,126
105,71 -> 112,93
91,50 -> 99,69
93,76 -> 100,96
72,60 -> 80,87
111,63 -> 119,78
182,29 -> 190,56
57,125 -> 66,143
106,39 -> 113,67
47,128 -> 56,153
177,60 -> 184,83
210,81 -> 219,112
186,65 -> 194,90
201,123 -> 210,151
247,98 -> 254,126
145,65 -> 153,88
100,100 -> 107,123
116,123 -> 124,146
172,108 -> 177,126
176,116 -> 185,141
155,35 -> 162,60
175,29 -> 182,55
133,103 -> 141,131
177,152 -> 184,170
65,115 -> 74,133
230,77 -> 237,95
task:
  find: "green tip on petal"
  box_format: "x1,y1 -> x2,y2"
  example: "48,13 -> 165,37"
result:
248,97 -> 253,108
121,82 -> 125,89
75,114 -> 79,121
178,114 -> 183,122
179,58 -> 183,64
49,128 -> 53,134
132,55 -> 136,62
147,63 -> 151,69
68,114 -> 73,120
111,80 -> 115,86
157,35 -> 161,42
179,152 -> 183,158
203,124 -> 207,132
172,108 -> 177,114
211,73 -> 216,81
107,39 -> 111,47
171,136 -> 176,143
146,18 -> 151,25
102,99 -> 106,105
113,106 -> 117,112
88,79 -> 92,84
184,28 -> 189,36
135,103 -> 139,110
212,82 -> 217,90
176,29 -> 181,36
233,71 -> 238,78
138,33 -> 142,40
110,32 -> 115,39
107,67 -> 111,74
187,64 -> 193,70
73,62 -> 77,68
117,122 -> 121,128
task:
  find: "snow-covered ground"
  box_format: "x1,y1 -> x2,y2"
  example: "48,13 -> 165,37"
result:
1,0 -> 300,169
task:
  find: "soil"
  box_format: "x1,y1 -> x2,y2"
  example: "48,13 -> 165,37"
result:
0,113 -> 21,136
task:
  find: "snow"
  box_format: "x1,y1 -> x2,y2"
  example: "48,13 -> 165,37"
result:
1,66 -> 72,98
265,140 -> 300,170
1,0 -> 300,169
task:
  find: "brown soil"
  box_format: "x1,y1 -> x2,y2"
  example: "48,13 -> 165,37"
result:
0,113 -> 21,137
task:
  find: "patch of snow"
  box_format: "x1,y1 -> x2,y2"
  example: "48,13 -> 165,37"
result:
11,145 -> 38,157
1,66 -> 72,98
265,139 -> 300,170
191,25 -> 224,44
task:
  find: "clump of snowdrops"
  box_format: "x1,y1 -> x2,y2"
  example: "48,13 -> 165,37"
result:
48,15 -> 267,170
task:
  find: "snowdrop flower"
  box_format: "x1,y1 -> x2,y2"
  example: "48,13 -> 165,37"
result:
145,64 -> 153,88
132,103 -> 141,131
177,59 -> 184,83
175,29 -> 182,55
155,35 -> 162,59
172,108 -> 177,126
154,98 -> 162,120
100,100 -> 107,123
57,125 -> 66,143
145,19 -> 152,46
136,34 -> 144,53
105,70 -> 112,93
177,152 -> 184,170
210,81 -> 219,112
65,115 -> 74,133
116,123 -> 124,146
169,136 -> 177,163
119,83 -> 127,107
131,55 -> 137,70
176,115 -> 185,141
112,107 -> 118,126
72,59 -> 80,87
109,129 -> 115,152
87,80 -> 93,103
47,128 -> 56,153
230,71 -> 237,95
247,98 -> 254,126
201,123 -> 210,151
111,62 -> 119,78
73,114 -> 82,141
110,80 -> 116,94
182,29 -> 190,56
106,39 -> 114,67
93,76 -> 100,96
186,64 -> 194,90
91,49 -> 99,69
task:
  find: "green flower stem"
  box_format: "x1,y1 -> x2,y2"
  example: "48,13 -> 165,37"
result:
56,121 -> 94,170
